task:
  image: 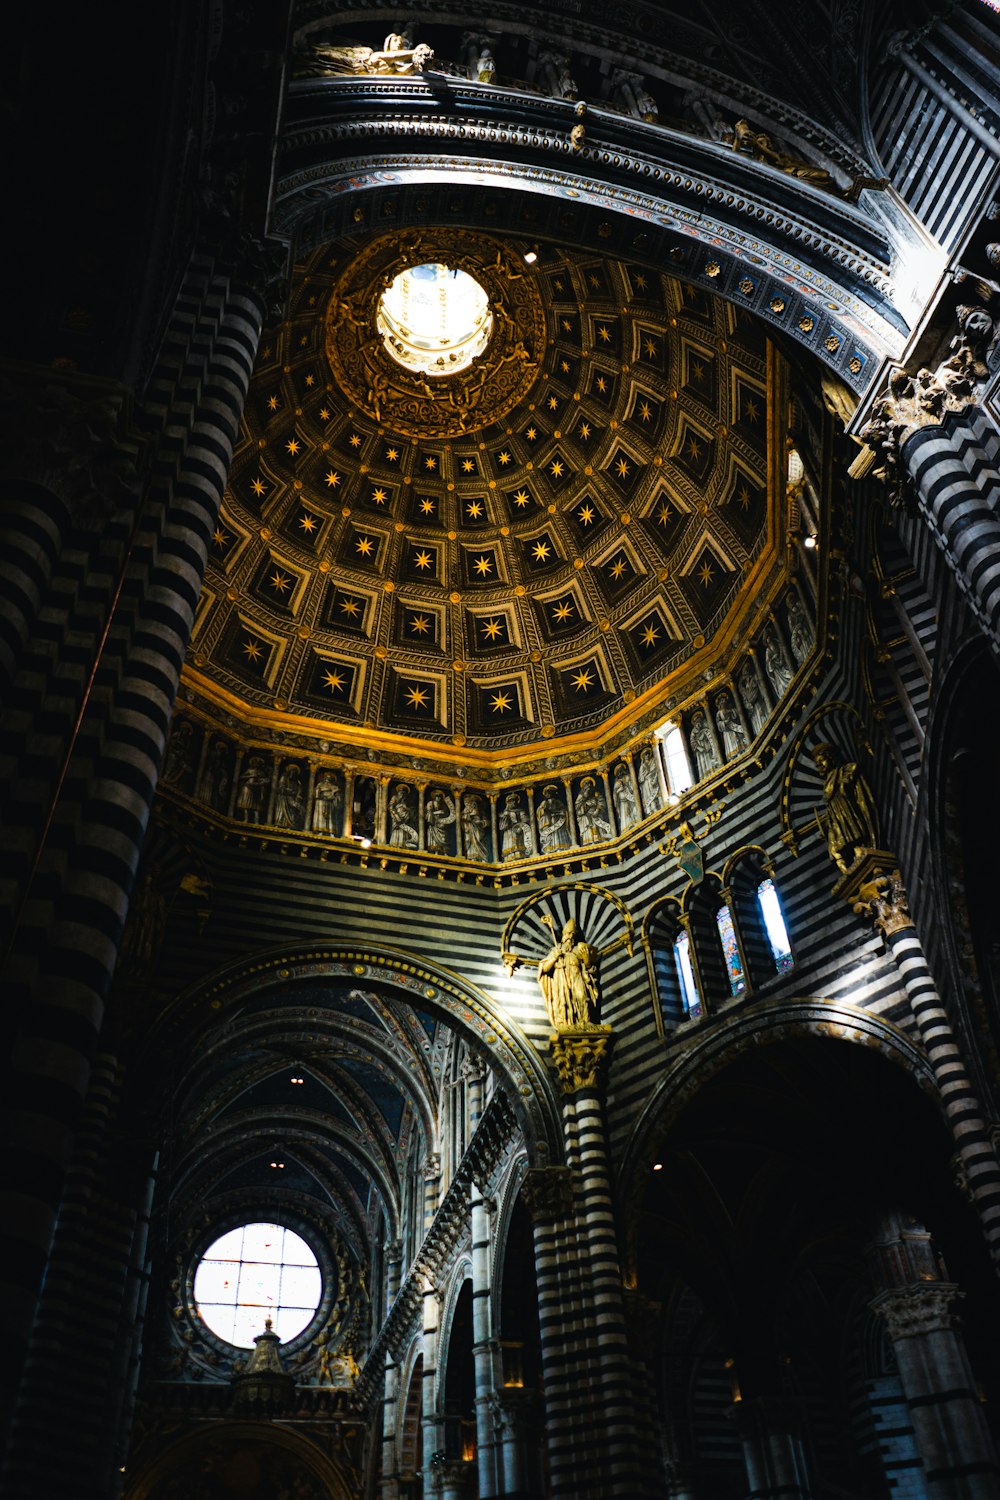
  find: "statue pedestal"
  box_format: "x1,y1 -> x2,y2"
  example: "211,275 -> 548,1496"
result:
831,849 -> 912,937
548,1025 -> 613,1094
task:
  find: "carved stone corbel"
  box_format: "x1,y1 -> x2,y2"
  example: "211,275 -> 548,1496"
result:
521,1165 -> 573,1222
548,1025 -> 614,1094
833,850 -> 912,938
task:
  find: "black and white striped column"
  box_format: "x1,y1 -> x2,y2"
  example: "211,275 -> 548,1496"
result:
467,1062 -> 500,1497
0,255 -> 264,1445
904,407 -> 1000,655
884,923 -> 1000,1270
380,1354 -> 400,1500
521,1166 -> 583,1499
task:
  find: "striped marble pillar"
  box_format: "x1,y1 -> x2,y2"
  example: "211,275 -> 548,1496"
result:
381,1354 -> 401,1500
422,1282 -> 444,1493
842,857 -> 1000,1271
0,256 -> 265,1452
471,1181 -> 499,1497
868,1216 -> 1000,1498
903,406 -> 1000,655
549,1027 -> 640,1500
520,1165 -> 581,1499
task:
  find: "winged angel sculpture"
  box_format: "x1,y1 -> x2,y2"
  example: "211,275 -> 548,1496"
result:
298,33 -> 435,78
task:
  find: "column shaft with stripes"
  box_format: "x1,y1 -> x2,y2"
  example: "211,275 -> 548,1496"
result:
467,1061 -> 500,1497
421,1284 -> 443,1489
847,860 -> 1000,1271
904,406 -> 1000,655
380,1354 -> 400,1500
0,254 -> 264,1466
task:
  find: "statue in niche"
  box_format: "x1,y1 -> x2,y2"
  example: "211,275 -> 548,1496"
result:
311,770 -> 343,836
722,118 -> 838,191
538,50 -> 578,100
612,762 -> 640,831
499,792 -> 532,861
738,660 -> 768,735
688,710 -> 718,780
536,785 -> 572,853
787,590 -> 813,664
538,914 -> 599,1029
575,777 -> 611,845
424,788 -> 456,853
462,794 -> 491,861
235,755 -> 268,824
811,742 -> 880,874
162,719 -> 196,791
300,32 -> 435,77
715,693 -> 748,759
274,763 -> 306,829
198,739 -> 230,811
610,69 -> 658,122
637,744 -> 662,815
389,784 -> 419,848
764,626 -> 795,698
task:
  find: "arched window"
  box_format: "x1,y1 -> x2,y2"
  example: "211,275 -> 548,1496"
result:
660,722 -> 693,795
647,902 -> 702,1032
673,930 -> 703,1019
757,877 -> 793,972
715,904 -> 746,997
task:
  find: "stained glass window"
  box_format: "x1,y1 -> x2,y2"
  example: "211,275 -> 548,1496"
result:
758,878 -> 793,971
715,903 -> 746,996
194,1222 -> 322,1347
673,930 -> 702,1018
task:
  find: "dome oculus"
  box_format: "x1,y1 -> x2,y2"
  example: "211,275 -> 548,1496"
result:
193,1221 -> 322,1347
377,262 -> 493,375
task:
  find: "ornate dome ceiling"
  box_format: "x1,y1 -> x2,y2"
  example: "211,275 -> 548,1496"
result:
189,229 -> 791,769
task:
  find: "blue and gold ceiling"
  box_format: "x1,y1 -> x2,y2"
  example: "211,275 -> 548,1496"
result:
188,230 -> 788,766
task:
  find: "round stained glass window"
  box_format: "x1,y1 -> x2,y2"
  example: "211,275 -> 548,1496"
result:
193,1221 -> 322,1347
377,262 -> 493,375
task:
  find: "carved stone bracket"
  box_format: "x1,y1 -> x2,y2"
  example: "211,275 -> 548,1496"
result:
871,1282 -> 965,1340
520,1165 -> 574,1222
833,850 -> 913,938
548,1025 -> 614,1094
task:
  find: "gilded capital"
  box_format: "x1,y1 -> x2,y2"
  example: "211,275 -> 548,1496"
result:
548,1024 -> 614,1094
833,851 -> 913,937
871,1282 -> 964,1339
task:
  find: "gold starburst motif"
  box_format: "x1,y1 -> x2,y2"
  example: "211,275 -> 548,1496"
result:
371,487 -> 388,505
553,278 -> 565,292
572,668 -> 594,692
466,500 -> 484,520
549,460 -> 565,479
532,540 -> 552,562
579,422 -> 591,440
513,490 -> 531,508
409,614 -> 431,635
325,470 -> 341,489
406,684 -> 429,709
526,427 -> 537,442
498,451 -> 512,466
561,318 -> 572,332
462,458 -> 476,473
481,617 -> 504,641
304,374 -> 315,387
609,558 -> 627,580
242,638 -> 263,663
323,668 -> 345,693
319,407 -> 330,421
298,513 -> 317,534
552,601 -> 574,622
596,376 -> 607,393
639,400 -> 652,422
641,622 -> 660,647
285,438 -> 300,456
635,273 -> 647,290
212,527 -> 227,548
251,477 -> 266,497
267,395 -> 279,411
657,504 -> 672,526
474,555 -> 493,576
699,559 -> 715,586
269,569 -> 291,594
737,484 -> 752,510
691,360 -> 704,383
598,325 -> 612,343
588,273 -> 600,289
578,504 -> 595,526
615,457 -> 631,479
386,446 -> 399,462
419,498 -> 436,516
355,535 -> 374,557
560,359 -> 570,374
547,396 -> 558,411
424,455 -> 437,470
687,436 -> 702,461
490,690 -> 512,713
414,550 -> 433,570
349,433 -> 362,447
744,398 -> 760,422
338,597 -> 360,617
643,338 -> 657,358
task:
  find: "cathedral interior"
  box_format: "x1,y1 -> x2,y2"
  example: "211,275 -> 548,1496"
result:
7,3 -> 1000,1497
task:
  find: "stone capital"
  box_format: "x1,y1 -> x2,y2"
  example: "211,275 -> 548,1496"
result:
548,1024 -> 614,1094
521,1165 -> 573,1222
833,850 -> 913,937
871,1282 -> 965,1339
